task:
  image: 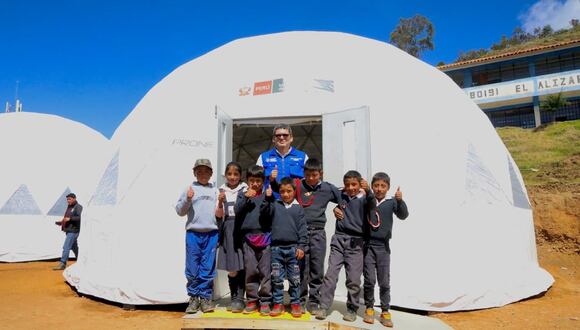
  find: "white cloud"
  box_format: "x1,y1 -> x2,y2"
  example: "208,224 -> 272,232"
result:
519,0 -> 580,32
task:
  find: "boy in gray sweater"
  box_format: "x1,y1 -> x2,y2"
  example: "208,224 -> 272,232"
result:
176,159 -> 222,314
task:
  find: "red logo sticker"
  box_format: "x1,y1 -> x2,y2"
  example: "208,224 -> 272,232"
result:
253,81 -> 272,95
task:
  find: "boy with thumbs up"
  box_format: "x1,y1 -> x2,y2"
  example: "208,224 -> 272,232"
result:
234,165 -> 273,315
176,159 -> 222,314
362,172 -> 409,327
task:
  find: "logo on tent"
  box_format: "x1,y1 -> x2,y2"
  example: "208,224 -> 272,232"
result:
46,187 -> 72,216
253,80 -> 272,95
239,86 -> 251,96
313,79 -> 334,92
272,78 -> 284,93
252,78 -> 284,96
0,184 -> 43,215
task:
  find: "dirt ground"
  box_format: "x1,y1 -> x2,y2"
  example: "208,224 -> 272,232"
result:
0,185 -> 578,330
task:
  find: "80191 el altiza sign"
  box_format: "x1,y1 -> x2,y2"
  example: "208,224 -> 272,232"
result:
464,69 -> 580,104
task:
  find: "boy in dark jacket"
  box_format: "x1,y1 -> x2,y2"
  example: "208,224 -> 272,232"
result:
263,177 -> 308,317
270,158 -> 342,313
363,172 -> 408,328
316,170 -> 373,322
234,165 -> 272,315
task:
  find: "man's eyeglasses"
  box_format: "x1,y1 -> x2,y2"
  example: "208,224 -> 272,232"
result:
274,134 -> 290,138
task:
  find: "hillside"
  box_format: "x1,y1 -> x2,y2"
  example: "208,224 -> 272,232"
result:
497,120 -> 580,186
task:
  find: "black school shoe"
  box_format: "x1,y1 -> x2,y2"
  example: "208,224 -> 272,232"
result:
231,299 -> 245,313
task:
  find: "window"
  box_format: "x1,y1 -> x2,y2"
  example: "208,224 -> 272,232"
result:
559,52 -> 574,72
513,61 -> 530,79
486,106 -> 535,128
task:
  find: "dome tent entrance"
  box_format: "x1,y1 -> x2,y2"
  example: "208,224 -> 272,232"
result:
65,31 -> 553,311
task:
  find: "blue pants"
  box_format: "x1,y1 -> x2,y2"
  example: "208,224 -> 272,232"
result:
60,232 -> 79,264
185,230 -> 218,299
271,245 -> 301,305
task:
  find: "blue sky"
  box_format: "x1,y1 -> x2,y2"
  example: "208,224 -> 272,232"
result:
1,0 -> 577,138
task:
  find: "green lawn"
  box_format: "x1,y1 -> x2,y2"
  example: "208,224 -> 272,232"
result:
497,120 -> 580,186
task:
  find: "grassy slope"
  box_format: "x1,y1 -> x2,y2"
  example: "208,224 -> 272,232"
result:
497,120 -> 580,185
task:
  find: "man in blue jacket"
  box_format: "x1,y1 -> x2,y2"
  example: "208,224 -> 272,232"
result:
256,124 -> 308,193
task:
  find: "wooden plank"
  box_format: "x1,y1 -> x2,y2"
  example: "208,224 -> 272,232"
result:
327,322 -> 364,330
182,317 -> 328,330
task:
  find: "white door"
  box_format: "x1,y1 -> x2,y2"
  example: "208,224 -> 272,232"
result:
322,106 -> 371,184
322,106 -> 371,301
215,106 -> 233,187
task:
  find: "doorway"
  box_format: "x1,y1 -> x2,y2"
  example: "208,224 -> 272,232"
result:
232,119 -> 323,175
216,106 -> 370,187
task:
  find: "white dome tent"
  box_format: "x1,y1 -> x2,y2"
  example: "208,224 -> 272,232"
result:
64,32 -> 553,311
0,112 -> 110,262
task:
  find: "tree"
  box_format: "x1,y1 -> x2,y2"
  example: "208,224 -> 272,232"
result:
389,14 -> 434,58
539,25 -> 554,38
541,92 -> 569,124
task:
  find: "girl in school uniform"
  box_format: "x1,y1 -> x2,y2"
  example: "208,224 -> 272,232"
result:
217,162 -> 248,313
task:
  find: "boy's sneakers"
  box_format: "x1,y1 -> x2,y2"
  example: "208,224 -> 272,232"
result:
259,304 -> 271,316
363,308 -> 375,324
185,296 -> 200,314
315,309 -> 328,320
200,298 -> 215,313
290,304 -> 302,318
52,262 -> 66,271
270,303 -> 284,316
231,300 -> 245,313
380,311 -> 394,327
243,301 -> 258,314
343,309 -> 357,322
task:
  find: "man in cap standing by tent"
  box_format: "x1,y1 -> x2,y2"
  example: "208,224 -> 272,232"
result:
53,193 -> 82,270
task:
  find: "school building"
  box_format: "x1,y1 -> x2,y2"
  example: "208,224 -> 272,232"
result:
439,39 -> 580,128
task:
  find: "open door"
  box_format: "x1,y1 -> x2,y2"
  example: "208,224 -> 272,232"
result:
322,106 -> 371,184
215,106 -> 233,187
322,105 -> 371,301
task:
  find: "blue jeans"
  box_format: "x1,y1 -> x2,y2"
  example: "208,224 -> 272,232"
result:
185,230 -> 218,299
271,245 -> 301,304
60,232 -> 79,264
